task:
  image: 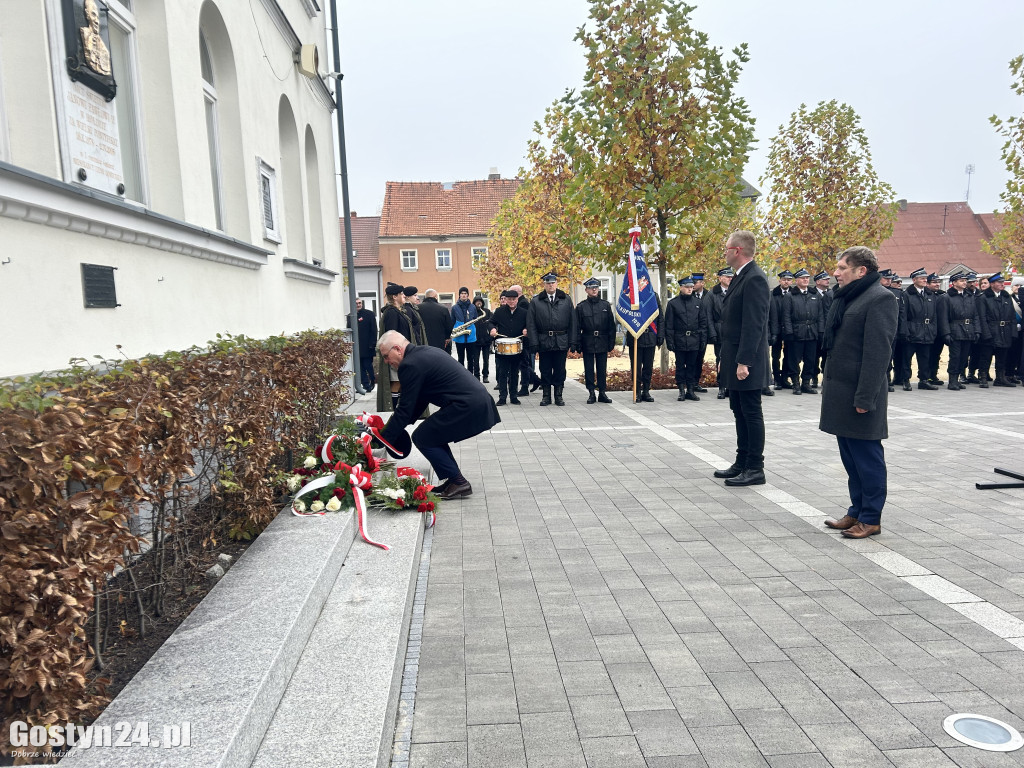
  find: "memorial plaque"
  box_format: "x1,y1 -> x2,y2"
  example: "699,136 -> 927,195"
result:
62,0 -> 117,100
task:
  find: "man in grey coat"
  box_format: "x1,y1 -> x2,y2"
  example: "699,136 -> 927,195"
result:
820,246 -> 899,539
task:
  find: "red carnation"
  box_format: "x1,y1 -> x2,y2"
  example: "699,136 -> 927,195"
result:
418,502 -> 434,513
413,487 -> 427,501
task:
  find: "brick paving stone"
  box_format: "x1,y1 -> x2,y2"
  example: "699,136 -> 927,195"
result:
558,660 -> 616,697
626,708 -> 699,757
567,694 -> 633,738
519,712 -> 586,768
734,708 -> 819,756
466,724 -> 526,768
667,685 -> 739,728
466,672 -> 518,725
689,724 -> 771,767
579,735 -> 647,768
408,741 -> 468,768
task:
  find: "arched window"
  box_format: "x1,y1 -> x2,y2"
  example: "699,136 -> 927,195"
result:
199,31 -> 224,230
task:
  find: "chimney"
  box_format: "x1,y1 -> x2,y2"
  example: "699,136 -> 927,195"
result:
350,211 -> 358,218
897,199 -> 908,211
488,167 -> 500,180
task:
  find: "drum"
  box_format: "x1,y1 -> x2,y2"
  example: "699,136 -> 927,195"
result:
495,337 -> 523,356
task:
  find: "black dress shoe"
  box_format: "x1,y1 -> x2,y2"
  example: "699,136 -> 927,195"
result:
597,392 -> 613,403
530,379 -> 541,392
587,392 -> 597,404
792,386 -> 802,395
800,384 -> 817,394
518,388 -> 530,397
713,465 -> 743,479
902,382 -> 913,391
496,398 -> 507,406
966,374 -> 980,383
509,397 -> 521,405
717,388 -> 728,399
438,480 -> 473,499
725,469 -> 766,486
761,387 -> 774,397
694,385 -> 708,393
918,381 -> 938,390
888,385 -> 894,392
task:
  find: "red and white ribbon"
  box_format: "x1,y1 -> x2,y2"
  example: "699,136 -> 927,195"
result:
291,474 -> 334,516
349,463 -> 388,550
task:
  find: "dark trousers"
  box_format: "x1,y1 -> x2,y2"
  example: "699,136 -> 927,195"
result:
480,343 -> 491,379
1008,335 -> 1022,378
456,341 -> 480,378
519,351 -> 538,391
674,350 -> 700,387
968,341 -> 981,374
837,436 -> 886,526
947,339 -> 972,380
977,345 -> 1009,378
538,350 -> 568,387
928,337 -> 945,380
414,433 -> 461,483
496,354 -> 520,399
357,349 -> 376,389
697,342 -> 708,384
728,389 -> 765,471
890,339 -> 904,384
788,339 -> 818,383
901,342 -> 932,383
629,344 -> 656,389
771,339 -> 785,382
583,351 -> 608,392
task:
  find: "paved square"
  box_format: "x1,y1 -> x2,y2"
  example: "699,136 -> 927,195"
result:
401,378 -> 1024,767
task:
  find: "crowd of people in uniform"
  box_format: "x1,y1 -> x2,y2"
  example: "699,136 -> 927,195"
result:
349,266 -> 1022,413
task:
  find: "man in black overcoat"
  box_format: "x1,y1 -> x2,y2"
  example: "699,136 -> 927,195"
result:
714,230 -> 771,487
372,331 -> 500,499
574,277 -> 616,404
820,246 -> 898,539
347,298 -> 377,391
526,272 -> 577,406
418,289 -> 454,351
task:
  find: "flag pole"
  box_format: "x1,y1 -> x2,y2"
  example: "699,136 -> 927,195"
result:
632,335 -> 638,403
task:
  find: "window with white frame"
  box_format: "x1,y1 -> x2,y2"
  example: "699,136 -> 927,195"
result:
400,249 -> 417,270
106,0 -> 145,202
599,277 -> 611,301
439,292 -> 454,308
471,246 -> 487,270
357,291 -> 378,313
257,159 -> 280,242
200,30 -> 224,230
436,248 -> 452,271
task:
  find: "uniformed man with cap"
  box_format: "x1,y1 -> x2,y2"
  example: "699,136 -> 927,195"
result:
901,267 -> 939,390
925,273 -> 946,385
813,271 -> 833,387
887,274 -> 908,390
940,272 -> 980,389
978,273 -> 1019,387
527,271 -> 577,406
690,273 -> 710,392
783,268 -> 824,394
666,276 -> 708,401
574,277 -> 616,403
487,290 -> 528,404
965,273 -> 983,382
770,270 -> 794,388
709,267 -> 733,399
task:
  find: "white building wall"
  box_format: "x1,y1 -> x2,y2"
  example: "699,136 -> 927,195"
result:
0,0 -> 344,377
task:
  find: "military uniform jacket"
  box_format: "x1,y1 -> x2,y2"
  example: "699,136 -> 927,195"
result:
979,287 -> 1019,348
783,288 -> 824,341
770,285 -> 790,342
889,286 -> 909,340
903,285 -> 938,344
527,289 -> 577,352
692,289 -> 711,345
709,284 -> 726,342
940,289 -> 980,342
490,304 -> 528,340
817,288 -> 834,318
575,296 -> 617,353
665,293 -> 707,352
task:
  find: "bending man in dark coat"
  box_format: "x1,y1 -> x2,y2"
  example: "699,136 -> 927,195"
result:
821,246 -> 898,539
372,331 -> 500,500
714,230 -> 770,487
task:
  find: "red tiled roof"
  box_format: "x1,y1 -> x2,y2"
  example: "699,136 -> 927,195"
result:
378,179 -> 522,238
339,215 -> 381,267
875,202 -> 1003,277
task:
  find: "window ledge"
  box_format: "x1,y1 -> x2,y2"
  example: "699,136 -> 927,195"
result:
436,266 -> 453,272
401,267 -> 418,272
0,162 -> 270,270
282,258 -> 338,285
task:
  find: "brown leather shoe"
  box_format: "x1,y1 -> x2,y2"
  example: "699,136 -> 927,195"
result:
842,522 -> 881,538
824,515 -> 858,530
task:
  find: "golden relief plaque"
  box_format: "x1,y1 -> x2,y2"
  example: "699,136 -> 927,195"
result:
62,0 -> 117,101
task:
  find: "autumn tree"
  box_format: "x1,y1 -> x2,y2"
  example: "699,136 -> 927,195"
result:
481,107 -> 592,300
673,197 -> 764,280
984,55 -> 1024,274
760,100 -> 898,275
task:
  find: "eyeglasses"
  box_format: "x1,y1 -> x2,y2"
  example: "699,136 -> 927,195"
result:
725,245 -> 743,253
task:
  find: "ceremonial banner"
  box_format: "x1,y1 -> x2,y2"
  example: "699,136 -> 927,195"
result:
613,226 -> 660,339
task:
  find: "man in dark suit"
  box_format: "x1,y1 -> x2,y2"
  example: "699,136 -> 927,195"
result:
418,289 -> 454,351
347,299 -> 377,391
820,246 -> 899,539
714,230 -> 770,487
372,331 -> 501,499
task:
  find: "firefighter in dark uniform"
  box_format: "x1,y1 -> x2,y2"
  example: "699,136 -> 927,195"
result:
574,277 -> 616,404
770,270 -> 794,388
978,273 -> 1019,388
690,273 -> 710,392
940,272 -> 980,389
628,294 -> 664,403
486,290 -> 528,405
925,273 -> 946,385
710,267 -> 732,399
901,267 -> 939,390
526,272 -> 577,406
813,271 -> 833,387
965,274 -> 982,383
782,268 -> 824,394
889,274 -> 909,389
666,275 -> 708,401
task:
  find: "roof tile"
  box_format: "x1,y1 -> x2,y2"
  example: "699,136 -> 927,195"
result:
876,202 -> 1003,276
379,179 -> 521,238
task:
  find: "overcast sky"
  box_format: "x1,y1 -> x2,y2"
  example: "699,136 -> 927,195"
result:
337,0 -> 1024,220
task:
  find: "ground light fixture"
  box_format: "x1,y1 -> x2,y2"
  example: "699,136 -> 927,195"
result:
942,713 -> 1024,752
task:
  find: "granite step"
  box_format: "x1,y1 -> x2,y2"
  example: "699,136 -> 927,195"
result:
250,507 -> 424,768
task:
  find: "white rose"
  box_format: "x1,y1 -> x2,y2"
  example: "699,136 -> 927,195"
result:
325,497 -> 342,512
396,489 -> 406,497
303,456 -> 317,469
286,475 -> 302,491
310,500 -> 325,512
293,500 -> 306,513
